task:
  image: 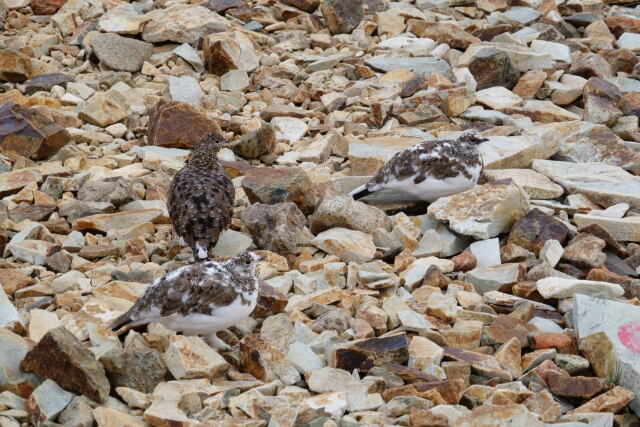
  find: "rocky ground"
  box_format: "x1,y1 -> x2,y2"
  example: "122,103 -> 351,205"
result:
1,0 -> 640,425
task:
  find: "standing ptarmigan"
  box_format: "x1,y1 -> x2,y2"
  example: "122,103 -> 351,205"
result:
110,251 -> 262,349
168,132 -> 235,262
349,131 -> 488,201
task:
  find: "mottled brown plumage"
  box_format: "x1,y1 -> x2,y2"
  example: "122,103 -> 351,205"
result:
350,131 -> 487,201
109,251 -> 262,349
168,133 -> 235,261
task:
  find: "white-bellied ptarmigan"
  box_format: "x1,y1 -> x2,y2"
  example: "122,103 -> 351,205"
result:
109,251 -> 261,349
349,131 -> 488,201
167,132 -> 235,262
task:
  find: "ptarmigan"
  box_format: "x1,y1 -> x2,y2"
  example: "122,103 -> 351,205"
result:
110,251 -> 262,349
168,132 -> 235,261
349,131 -> 488,201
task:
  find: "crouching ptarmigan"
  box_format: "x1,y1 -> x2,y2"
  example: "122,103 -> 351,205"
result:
349,131 -> 488,201
168,132 -> 235,262
110,251 -> 262,349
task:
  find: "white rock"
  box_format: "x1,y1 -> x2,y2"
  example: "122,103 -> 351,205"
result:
271,117 -> 308,143
0,287 -> 20,328
220,69 -> 250,92
617,33 -> 640,51
536,277 -> 625,299
400,257 -> 455,289
168,76 -> 204,106
469,238 -> 501,268
528,316 -> 563,333
588,203 -> 629,219
311,228 -> 376,264
539,239 -> 563,268
28,309 -> 61,342
476,86 -> 523,110
286,342 -> 324,374
530,40 -> 572,62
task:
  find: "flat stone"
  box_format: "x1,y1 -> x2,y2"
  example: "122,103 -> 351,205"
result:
365,56 -> 453,79
573,214 -> 640,242
6,240 -> 60,265
479,135 -> 559,170
569,386 -> 635,414
561,233 -> 606,268
78,89 -> 130,127
467,263 -> 523,295
271,117 -> 308,143
72,209 -> 163,233
20,326 -> 110,402
427,180 -> 529,240
91,33 -> 153,72
539,239 -> 563,268
536,277 -> 625,299
164,335 -> 229,380
142,5 -> 230,44
311,227 -> 376,264
309,195 -> 391,235
532,160 -> 640,210
483,169 -> 563,199
525,121 -> 639,170
459,42 -> 553,73
476,87 -> 523,110
28,309 -> 61,342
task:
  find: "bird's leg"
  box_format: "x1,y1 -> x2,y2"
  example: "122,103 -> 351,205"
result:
206,332 -> 231,350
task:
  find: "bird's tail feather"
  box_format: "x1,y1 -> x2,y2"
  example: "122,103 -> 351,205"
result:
109,312 -> 132,332
349,184 -> 373,200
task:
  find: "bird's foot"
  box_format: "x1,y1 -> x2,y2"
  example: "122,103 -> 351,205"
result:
206,332 -> 231,351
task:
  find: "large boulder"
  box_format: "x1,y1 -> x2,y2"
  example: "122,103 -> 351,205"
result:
147,99 -> 222,149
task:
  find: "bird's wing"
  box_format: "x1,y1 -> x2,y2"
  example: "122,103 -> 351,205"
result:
168,169 -> 235,239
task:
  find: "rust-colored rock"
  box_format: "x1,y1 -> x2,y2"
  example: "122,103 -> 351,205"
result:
569,386 -> 635,414
409,407 -> 449,427
508,209 -> 569,255
547,372 -> 605,399
334,333 -> 409,372
533,332 -> 573,352
31,0 -> 67,14
0,103 -> 70,160
451,252 -> 477,272
485,315 -> 533,347
408,22 -> 480,50
147,99 -> 222,149
252,282 -> 287,318
20,326 -> 110,402
382,379 -> 465,404
605,16 -> 640,38
0,50 -> 31,83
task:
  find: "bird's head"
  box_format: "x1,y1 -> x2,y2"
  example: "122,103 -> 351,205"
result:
227,251 -> 262,277
188,133 -> 233,169
458,130 -> 489,145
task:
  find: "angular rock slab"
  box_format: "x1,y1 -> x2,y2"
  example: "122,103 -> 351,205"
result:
523,121 -> 640,171
147,99 -> 222,149
532,160 -> 640,210
0,102 -> 70,160
536,277 -> 625,299
573,214 -> 640,242
20,326 -> 110,402
573,294 -> 640,414
479,135 -> 559,170
427,180 -> 529,240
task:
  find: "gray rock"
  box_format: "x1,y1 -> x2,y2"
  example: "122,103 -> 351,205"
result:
309,195 -> 392,235
232,122 -> 276,159
168,76 -> 205,106
26,379 -> 74,424
0,329 -> 42,396
365,56 -> 453,79
467,263 -> 522,295
554,354 -> 589,375
286,342 -> 324,374
57,396 -> 94,427
91,33 -> 153,72
78,179 -> 135,207
25,73 -> 75,95
241,202 -> 306,254
100,346 -> 167,393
